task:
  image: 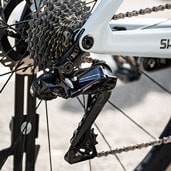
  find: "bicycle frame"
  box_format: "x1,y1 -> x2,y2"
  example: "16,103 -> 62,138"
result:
79,0 -> 171,58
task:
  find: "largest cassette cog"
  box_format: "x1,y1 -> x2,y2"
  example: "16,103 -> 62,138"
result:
27,0 -> 90,70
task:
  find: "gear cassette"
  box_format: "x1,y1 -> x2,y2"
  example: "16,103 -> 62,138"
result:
27,0 -> 90,70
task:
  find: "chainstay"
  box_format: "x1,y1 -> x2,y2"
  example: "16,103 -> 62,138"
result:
97,136 -> 171,158
113,3 -> 171,20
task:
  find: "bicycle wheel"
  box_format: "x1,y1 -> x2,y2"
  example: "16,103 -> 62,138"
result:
0,0 -> 171,171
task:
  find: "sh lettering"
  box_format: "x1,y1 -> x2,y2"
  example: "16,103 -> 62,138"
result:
160,39 -> 171,49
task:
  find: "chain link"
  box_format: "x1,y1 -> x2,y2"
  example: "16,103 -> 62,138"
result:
113,3 -> 171,20
97,136 -> 171,157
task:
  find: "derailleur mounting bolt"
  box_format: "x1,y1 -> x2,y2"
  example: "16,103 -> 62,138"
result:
82,35 -> 94,50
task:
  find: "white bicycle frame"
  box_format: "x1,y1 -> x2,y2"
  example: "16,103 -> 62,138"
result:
79,0 -> 171,58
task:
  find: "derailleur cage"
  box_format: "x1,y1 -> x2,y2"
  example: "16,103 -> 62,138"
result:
65,92 -> 111,164
64,128 -> 98,164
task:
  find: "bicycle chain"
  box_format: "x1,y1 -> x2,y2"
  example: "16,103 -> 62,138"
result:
97,136 -> 171,158
113,3 -> 171,20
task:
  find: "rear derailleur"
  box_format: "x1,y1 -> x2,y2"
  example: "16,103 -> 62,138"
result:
31,58 -> 117,163
31,60 -> 117,100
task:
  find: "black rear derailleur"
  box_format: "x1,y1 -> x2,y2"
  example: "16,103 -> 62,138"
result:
65,92 -> 111,164
31,61 -> 117,100
31,59 -> 117,163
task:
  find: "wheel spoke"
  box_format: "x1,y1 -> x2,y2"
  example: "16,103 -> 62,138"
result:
0,18 -> 37,30
86,0 -> 98,13
94,123 -> 111,149
94,122 -> 127,171
0,64 -> 33,77
36,99 -> 42,110
1,68 -> 34,87
45,101 -> 53,171
33,0 -> 38,12
76,96 -> 85,109
0,71 -> 13,93
0,38 -> 23,59
141,70 -> 171,94
38,0 -> 43,7
108,100 -> 155,139
86,0 -> 97,6
0,49 -> 29,93
119,56 -> 171,94
0,19 -> 28,39
89,160 -> 92,171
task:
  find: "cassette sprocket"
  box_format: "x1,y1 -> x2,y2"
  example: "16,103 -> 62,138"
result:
27,0 -> 90,70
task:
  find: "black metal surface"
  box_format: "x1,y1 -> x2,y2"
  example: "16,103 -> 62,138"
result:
13,74 -> 25,171
25,75 -> 39,171
0,74 -> 39,171
31,62 -> 117,100
65,92 -> 111,164
0,147 -> 12,168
